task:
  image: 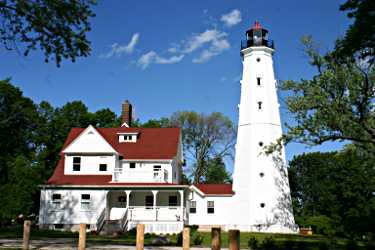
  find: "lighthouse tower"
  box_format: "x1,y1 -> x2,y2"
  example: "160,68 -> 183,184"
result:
231,21 -> 297,233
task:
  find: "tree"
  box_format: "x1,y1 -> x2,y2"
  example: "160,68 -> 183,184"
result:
274,37 -> 375,155
337,0 -> 375,60
141,117 -> 170,128
170,111 -> 235,183
289,147 -> 375,237
0,0 -> 96,66
0,79 -> 39,183
204,156 -> 231,184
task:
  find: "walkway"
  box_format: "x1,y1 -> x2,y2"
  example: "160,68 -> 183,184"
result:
0,238 -> 229,250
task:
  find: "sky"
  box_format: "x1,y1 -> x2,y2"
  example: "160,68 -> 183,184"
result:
0,0 -> 351,166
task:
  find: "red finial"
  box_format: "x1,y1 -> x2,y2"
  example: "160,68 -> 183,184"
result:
253,20 -> 261,29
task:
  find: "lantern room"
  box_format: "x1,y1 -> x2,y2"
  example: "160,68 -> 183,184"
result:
241,21 -> 274,50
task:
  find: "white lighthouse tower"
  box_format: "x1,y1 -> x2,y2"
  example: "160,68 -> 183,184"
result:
231,21 -> 297,233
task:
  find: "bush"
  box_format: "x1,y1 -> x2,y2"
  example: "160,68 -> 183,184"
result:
346,239 -> 358,250
192,233 -> 204,245
304,216 -> 336,236
260,236 -> 277,250
176,232 -> 182,245
248,236 -> 259,249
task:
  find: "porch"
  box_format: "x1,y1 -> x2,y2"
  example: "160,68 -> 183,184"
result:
97,187 -> 187,234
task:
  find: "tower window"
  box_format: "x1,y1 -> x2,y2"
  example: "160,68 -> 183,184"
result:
257,101 -> 262,110
257,77 -> 261,86
260,172 -> 264,177
207,201 -> 215,214
260,203 -> 265,208
256,58 -> 261,62
259,141 -> 264,147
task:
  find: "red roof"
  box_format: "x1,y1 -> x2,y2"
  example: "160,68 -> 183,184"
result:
62,127 -> 181,159
193,184 -> 234,195
47,126 -> 181,186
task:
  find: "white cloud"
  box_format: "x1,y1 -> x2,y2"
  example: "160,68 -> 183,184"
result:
137,51 -> 184,69
192,34 -> 230,63
100,33 -> 140,58
183,29 -> 227,54
220,9 -> 242,27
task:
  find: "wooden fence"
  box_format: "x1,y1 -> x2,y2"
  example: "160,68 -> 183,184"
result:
22,222 -> 241,250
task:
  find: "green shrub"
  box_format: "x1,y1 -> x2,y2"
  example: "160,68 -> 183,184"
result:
176,232 -> 182,245
346,239 -> 358,250
305,216 -> 336,236
318,241 -> 329,250
261,236 -> 277,250
248,236 -> 259,249
192,233 -> 204,245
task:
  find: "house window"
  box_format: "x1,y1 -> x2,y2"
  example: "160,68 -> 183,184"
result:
81,194 -> 91,210
257,101 -> 262,110
257,77 -> 261,86
260,172 -> 265,177
129,162 -> 136,169
256,57 -> 261,62
190,201 -> 197,213
259,141 -> 264,147
145,195 -> 153,208
207,201 -> 215,214
169,196 -> 178,206
260,203 -> 265,208
52,193 -> 61,209
99,164 -> 107,171
54,224 -> 64,229
73,157 -> 81,171
153,165 -> 161,179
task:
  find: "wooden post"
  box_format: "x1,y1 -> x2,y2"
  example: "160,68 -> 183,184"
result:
211,227 -> 221,250
136,224 -> 145,250
228,230 -> 240,250
183,227 -> 190,250
22,220 -> 31,250
78,223 -> 86,250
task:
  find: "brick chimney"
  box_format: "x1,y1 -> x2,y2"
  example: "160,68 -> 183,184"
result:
121,100 -> 132,127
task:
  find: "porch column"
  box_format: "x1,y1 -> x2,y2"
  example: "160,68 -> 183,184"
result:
105,191 -> 110,220
179,190 -> 184,221
125,190 -> 132,221
125,190 -> 132,207
152,190 -> 159,208
152,190 -> 159,221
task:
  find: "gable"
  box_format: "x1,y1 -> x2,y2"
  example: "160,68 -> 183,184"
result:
62,125 -> 117,154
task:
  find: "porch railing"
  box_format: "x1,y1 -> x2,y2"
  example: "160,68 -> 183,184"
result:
96,207 -> 106,232
120,207 -> 129,231
128,206 -> 185,222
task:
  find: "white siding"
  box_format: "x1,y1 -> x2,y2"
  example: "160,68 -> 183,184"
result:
39,189 -> 107,228
188,190 -> 232,226
64,155 -> 116,175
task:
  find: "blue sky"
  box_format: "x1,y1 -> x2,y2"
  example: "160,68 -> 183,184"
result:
0,0 -> 350,165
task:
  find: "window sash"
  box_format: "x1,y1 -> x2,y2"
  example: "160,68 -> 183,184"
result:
99,164 -> 107,171
207,201 -> 214,214
81,194 -> 91,210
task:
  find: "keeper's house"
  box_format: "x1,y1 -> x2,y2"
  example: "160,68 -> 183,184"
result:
38,101 -> 233,234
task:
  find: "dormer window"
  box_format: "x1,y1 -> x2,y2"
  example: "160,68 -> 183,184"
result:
118,132 -> 138,143
123,135 -> 132,141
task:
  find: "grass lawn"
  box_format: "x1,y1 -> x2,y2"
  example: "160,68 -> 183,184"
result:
0,226 -> 372,249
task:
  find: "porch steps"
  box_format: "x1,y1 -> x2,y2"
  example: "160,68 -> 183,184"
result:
99,220 -> 123,236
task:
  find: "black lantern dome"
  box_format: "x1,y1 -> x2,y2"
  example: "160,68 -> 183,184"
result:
241,21 -> 274,50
